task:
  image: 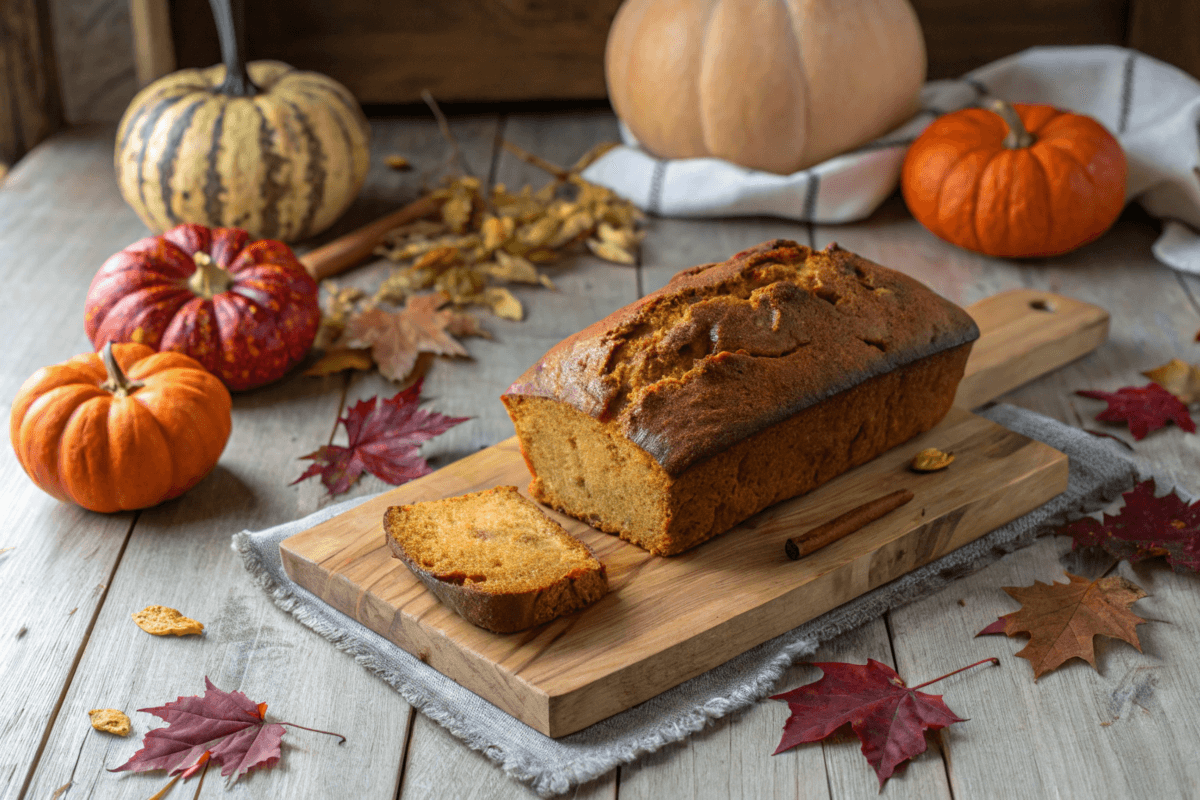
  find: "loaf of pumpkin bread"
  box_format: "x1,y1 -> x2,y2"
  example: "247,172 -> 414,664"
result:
384,486 -> 608,633
501,240 -> 979,556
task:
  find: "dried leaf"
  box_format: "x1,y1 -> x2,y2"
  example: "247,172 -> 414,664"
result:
89,709 -> 131,736
344,292 -> 469,382
1076,383 -> 1196,440
482,287 -> 523,320
442,311 -> 490,339
1142,358 -> 1200,404
292,379 -> 469,496
910,448 -> 954,472
481,215 -> 515,252
974,572 -> 1147,679
485,250 -> 541,284
596,221 -> 646,251
1058,478 -> 1200,572
516,215 -> 561,249
384,155 -> 412,171
770,658 -> 993,786
111,677 -> 344,785
434,265 -> 486,301
303,348 -> 374,377
132,606 -> 204,637
586,237 -> 636,265
412,245 -> 463,272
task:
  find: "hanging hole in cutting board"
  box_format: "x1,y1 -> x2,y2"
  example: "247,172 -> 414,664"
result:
1029,298 -> 1056,312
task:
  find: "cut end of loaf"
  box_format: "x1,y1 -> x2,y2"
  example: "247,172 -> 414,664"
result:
384,486 -> 608,632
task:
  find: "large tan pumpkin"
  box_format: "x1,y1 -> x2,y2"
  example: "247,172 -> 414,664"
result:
605,0 -> 927,175
115,59 -> 370,242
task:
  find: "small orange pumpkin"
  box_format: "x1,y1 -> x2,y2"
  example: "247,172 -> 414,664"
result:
10,342 -> 232,512
901,100 -> 1127,258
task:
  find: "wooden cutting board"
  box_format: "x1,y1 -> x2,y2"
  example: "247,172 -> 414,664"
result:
281,289 -> 1107,737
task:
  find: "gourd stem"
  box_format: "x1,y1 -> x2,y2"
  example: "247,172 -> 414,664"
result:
100,342 -> 145,397
188,251 -> 233,299
990,99 -> 1035,149
208,0 -> 256,97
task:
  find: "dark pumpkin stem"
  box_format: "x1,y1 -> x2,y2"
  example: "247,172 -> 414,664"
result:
911,657 -> 1000,691
188,251 -> 233,299
989,99 -> 1034,149
208,0 -> 256,97
100,342 -> 145,397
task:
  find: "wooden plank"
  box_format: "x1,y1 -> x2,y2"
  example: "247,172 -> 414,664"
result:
47,0 -> 139,122
17,118 -> 498,800
129,0 -> 175,87
955,289 -> 1110,409
617,618 -> 953,799
1128,0 -> 1200,81
0,0 -> 62,165
820,200 -> 1200,798
169,0 -> 622,103
912,0 -> 1128,79
282,407 -> 1066,736
0,130 -> 146,800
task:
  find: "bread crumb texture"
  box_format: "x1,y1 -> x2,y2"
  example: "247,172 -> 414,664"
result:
503,240 -> 978,555
384,486 -> 608,632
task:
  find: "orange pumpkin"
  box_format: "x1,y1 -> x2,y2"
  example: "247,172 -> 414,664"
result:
10,343 -> 232,513
901,100 -> 1127,258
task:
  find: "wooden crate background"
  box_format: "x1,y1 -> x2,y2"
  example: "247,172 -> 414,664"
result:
3,0 -> 1199,167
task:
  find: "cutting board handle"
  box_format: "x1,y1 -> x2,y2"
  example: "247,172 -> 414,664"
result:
954,289 -> 1109,409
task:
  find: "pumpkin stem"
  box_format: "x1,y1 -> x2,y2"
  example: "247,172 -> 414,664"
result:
989,99 -> 1035,149
208,0 -> 257,97
100,342 -> 145,397
187,251 -> 234,299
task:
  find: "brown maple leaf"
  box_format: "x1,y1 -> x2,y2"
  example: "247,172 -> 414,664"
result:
976,572 -> 1147,679
1142,358 -> 1200,404
1076,383 -> 1195,440
343,291 -> 471,382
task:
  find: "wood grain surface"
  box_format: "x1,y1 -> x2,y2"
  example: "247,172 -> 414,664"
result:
279,280 -> 1092,740
3,113 -> 1199,799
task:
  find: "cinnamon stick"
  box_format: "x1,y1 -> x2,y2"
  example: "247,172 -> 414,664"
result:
299,193 -> 444,281
784,489 -> 915,561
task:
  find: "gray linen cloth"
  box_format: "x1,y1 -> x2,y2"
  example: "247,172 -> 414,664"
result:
232,404 -> 1148,797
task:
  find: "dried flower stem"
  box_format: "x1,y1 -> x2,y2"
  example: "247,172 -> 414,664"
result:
502,139 -> 571,181
422,89 -> 472,177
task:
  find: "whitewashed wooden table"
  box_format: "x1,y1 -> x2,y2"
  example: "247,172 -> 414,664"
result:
3,111 -> 1199,800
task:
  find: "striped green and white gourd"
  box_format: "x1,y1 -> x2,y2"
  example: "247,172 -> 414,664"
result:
114,0 -> 370,242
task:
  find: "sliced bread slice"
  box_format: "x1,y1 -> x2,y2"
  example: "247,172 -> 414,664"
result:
383,485 -> 608,633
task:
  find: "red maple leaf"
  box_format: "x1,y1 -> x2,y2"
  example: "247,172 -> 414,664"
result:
1057,478 -> 1200,572
770,658 -> 995,786
111,677 -> 343,784
1076,383 -> 1195,440
292,378 -> 469,496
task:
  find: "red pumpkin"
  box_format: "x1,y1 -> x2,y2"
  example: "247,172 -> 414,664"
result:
84,224 -> 320,390
901,100 -> 1127,258
10,343 -> 231,512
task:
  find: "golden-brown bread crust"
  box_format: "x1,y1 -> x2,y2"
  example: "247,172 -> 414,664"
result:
501,240 -> 979,556
503,239 -> 979,476
383,488 -> 609,633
